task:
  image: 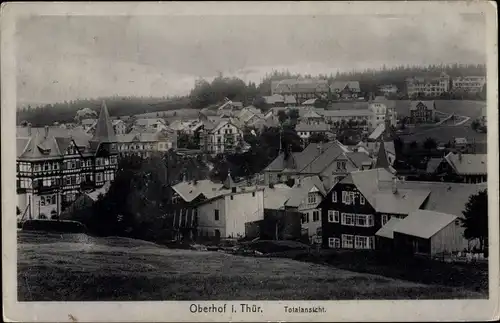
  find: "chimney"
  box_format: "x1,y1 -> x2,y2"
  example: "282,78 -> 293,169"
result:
392,177 -> 398,194
44,125 -> 49,138
28,123 -> 32,136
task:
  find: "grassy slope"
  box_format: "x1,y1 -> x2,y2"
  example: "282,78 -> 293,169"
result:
18,233 -> 484,301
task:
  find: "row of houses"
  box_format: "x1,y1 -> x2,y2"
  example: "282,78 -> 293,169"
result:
16,101 -> 181,220
406,73 -> 486,97
135,159 -> 485,257
267,74 -> 486,104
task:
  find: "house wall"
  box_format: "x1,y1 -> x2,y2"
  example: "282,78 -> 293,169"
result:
321,182 -> 408,250
197,196 -> 227,237
430,220 -> 468,255
321,182 -> 379,249
224,190 -> 265,238
393,232 -> 431,255
320,154 -> 359,182
298,190 -> 323,241
204,122 -> 244,154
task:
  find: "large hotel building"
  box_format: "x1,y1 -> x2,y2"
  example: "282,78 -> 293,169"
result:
16,102 -> 118,220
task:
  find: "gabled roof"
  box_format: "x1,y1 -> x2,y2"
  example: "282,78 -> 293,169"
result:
91,101 -> 116,143
17,130 -> 63,159
396,181 -> 487,217
375,217 -> 402,239
330,81 -> 361,92
301,109 -> 324,119
172,180 -> 225,202
393,210 -> 458,239
263,94 -> 285,105
299,142 -> 350,174
426,157 -> 444,173
341,168 -> 431,215
444,152 -> 487,175
285,176 -> 326,208
409,101 -> 436,111
265,141 -> 350,174
345,151 -> 372,168
112,119 -> 125,126
263,186 -> 294,210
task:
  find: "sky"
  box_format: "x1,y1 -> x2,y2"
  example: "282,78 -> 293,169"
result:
15,13 -> 486,106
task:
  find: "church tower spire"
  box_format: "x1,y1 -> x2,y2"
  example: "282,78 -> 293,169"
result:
90,101 -> 117,153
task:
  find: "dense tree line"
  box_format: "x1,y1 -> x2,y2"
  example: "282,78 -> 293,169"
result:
18,63 -> 486,126
17,96 -> 190,126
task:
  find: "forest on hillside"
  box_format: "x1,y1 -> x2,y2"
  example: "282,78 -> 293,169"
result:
17,63 -> 486,126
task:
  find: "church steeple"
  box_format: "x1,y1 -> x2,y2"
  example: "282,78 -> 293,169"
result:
90,101 -> 117,153
92,101 -> 116,144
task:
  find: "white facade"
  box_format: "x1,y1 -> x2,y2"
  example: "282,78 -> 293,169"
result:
203,121 -> 244,154
196,189 -> 265,238
112,120 -> 127,135
406,73 -> 450,97
452,76 -> 486,94
368,102 -> 397,130
299,186 -> 324,243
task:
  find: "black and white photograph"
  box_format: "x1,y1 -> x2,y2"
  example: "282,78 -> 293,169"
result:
2,1 -> 498,322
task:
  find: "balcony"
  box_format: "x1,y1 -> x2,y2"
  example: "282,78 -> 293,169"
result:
37,185 -> 58,193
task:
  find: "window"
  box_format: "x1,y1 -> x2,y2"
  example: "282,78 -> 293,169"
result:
96,173 -> 103,182
355,236 -> 371,249
230,195 -> 234,200
328,210 -> 340,223
332,191 -> 337,202
342,234 -> 354,248
342,191 -> 356,205
355,214 -> 374,227
381,214 -> 390,226
360,196 -> 365,205
341,213 -> 355,226
313,211 -> 320,222
252,192 -> 255,197
214,209 -> 220,221
65,177 -> 71,185
328,237 -> 340,249
308,193 -> 316,204
53,163 -> 59,170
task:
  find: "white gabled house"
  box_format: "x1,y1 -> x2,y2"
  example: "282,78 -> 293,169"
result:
201,119 -> 245,154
